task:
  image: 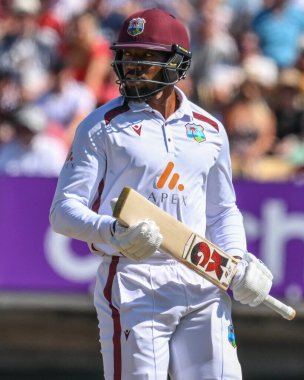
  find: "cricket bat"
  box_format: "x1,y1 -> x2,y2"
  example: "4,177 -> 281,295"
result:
113,187 -> 296,321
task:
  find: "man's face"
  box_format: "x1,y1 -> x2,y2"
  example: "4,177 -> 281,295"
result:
121,48 -> 169,98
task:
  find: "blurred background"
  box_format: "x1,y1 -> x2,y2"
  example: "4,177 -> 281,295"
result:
0,0 -> 304,379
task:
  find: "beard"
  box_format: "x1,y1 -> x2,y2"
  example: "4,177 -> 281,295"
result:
122,80 -> 164,101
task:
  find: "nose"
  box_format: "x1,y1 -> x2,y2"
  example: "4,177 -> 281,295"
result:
123,60 -> 144,76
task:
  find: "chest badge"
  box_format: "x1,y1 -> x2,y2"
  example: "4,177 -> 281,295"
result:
185,123 -> 206,143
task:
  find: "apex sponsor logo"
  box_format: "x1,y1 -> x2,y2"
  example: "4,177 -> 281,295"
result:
156,162 -> 184,191
148,192 -> 187,206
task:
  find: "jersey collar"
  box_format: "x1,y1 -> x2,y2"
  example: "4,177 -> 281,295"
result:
173,87 -> 193,121
127,87 -> 193,122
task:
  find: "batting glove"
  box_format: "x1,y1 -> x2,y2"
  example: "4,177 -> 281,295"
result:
230,252 -> 273,307
110,219 -> 163,261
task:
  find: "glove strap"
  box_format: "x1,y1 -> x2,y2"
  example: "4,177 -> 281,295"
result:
110,220 -> 118,237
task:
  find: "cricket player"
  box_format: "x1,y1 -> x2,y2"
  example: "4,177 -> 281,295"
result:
50,8 -> 273,380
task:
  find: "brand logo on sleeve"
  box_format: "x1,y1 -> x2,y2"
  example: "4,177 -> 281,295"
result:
64,150 -> 74,168
132,124 -> 142,136
156,162 -> 184,191
185,123 -> 206,143
124,329 -> 131,340
66,151 -> 74,162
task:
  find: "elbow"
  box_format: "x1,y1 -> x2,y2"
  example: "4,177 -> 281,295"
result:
49,203 -> 69,236
49,204 -> 61,234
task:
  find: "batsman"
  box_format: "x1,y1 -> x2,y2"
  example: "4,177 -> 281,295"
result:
50,8 -> 275,380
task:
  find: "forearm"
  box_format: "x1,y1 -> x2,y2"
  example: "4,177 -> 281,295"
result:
50,197 -> 162,261
206,124 -> 247,257
50,198 -> 115,244
206,206 -> 247,258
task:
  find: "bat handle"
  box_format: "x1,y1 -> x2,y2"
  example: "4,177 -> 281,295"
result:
263,295 -> 296,320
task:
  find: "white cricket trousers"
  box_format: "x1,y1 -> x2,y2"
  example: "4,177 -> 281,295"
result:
94,255 -> 242,380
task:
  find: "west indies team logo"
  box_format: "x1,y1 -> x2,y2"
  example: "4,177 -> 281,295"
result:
127,17 -> 146,36
228,324 -> 237,348
185,123 -> 206,143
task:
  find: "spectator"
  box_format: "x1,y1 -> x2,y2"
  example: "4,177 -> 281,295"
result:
268,67 -> 304,176
223,98 -> 294,180
96,0 -> 142,37
62,9 -> 119,106
0,104 -> 67,176
236,31 -> 278,106
0,113 -> 15,147
228,0 -> 263,38
272,68 -> 304,146
37,0 -> 67,50
38,0 -> 93,50
190,0 -> 240,106
252,0 -> 304,68
0,68 -> 21,113
35,58 -> 97,148
196,64 -> 245,120
238,31 -> 278,90
0,0 -> 55,101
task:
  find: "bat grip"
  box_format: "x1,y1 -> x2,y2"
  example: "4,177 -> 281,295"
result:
263,295 -> 296,320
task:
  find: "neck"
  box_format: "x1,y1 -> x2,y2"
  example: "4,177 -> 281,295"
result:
147,87 -> 179,119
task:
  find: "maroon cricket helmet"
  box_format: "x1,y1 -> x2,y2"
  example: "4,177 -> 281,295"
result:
111,8 -> 192,101
111,8 -> 190,52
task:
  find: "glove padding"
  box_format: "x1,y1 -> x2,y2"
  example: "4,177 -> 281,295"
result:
231,252 -> 273,307
110,219 -> 163,261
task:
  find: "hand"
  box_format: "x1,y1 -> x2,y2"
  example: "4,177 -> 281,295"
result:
110,219 -> 163,261
231,252 -> 273,307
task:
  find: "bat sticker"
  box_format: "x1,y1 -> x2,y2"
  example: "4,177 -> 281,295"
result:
190,241 -> 229,280
182,234 -> 236,287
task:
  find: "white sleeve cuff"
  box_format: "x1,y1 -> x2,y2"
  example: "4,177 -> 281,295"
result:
97,215 -> 117,244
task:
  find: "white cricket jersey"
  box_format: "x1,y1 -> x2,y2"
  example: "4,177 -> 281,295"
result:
50,87 -> 247,260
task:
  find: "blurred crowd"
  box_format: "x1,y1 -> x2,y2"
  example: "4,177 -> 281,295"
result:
0,0 -> 304,181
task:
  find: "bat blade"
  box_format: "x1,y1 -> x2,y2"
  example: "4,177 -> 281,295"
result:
113,187 -> 296,320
